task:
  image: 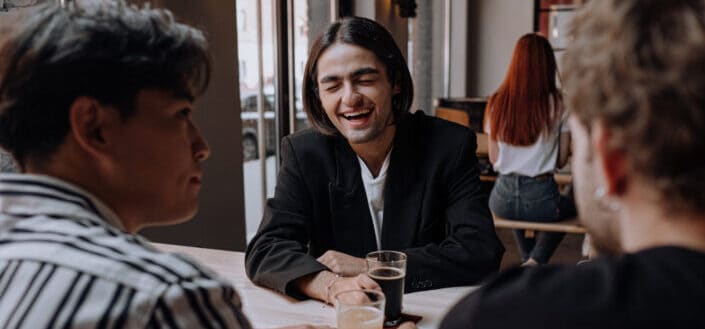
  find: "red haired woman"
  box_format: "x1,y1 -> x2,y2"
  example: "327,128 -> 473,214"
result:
485,33 -> 576,265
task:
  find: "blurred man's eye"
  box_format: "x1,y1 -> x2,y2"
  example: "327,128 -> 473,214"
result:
323,84 -> 340,92
178,108 -> 192,118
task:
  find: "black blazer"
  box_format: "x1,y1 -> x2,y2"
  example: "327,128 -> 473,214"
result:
245,111 -> 504,298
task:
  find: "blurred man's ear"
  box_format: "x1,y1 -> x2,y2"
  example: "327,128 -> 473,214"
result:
67,97 -> 119,160
392,76 -> 402,95
592,121 -> 628,197
392,84 -> 401,95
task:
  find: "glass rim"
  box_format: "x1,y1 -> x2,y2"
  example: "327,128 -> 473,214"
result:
365,250 -> 407,262
334,289 -> 386,306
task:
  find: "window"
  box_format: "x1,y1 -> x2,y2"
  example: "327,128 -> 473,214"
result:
237,10 -> 247,31
237,0 -> 333,242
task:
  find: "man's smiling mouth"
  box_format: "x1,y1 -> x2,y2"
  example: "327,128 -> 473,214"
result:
342,108 -> 372,120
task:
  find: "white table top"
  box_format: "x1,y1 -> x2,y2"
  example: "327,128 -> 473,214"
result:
152,243 -> 477,329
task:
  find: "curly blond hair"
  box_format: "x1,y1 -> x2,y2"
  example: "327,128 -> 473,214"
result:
563,0 -> 705,214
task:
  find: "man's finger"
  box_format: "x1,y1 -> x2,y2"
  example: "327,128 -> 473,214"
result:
356,274 -> 381,290
316,250 -> 331,262
397,322 -> 417,329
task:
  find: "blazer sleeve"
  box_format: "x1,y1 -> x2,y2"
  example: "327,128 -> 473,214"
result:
244,136 -> 327,299
403,130 -> 504,291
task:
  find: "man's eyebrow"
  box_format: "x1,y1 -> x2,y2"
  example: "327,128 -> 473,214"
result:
351,67 -> 380,78
172,90 -> 195,102
319,74 -> 340,84
318,67 -> 381,84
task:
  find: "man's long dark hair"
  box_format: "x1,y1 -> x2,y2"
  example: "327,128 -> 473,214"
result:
302,16 -> 414,135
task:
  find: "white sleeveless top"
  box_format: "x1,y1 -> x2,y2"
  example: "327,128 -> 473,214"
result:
485,96 -> 570,177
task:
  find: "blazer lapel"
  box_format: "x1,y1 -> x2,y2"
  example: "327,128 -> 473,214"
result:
381,115 -> 426,250
328,135 -> 378,257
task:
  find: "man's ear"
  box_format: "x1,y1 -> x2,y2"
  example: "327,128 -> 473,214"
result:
392,84 -> 401,95
592,121 -> 628,196
391,74 -> 402,95
68,97 -> 118,159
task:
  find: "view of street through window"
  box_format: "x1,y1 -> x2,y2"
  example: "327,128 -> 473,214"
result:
237,0 -> 330,240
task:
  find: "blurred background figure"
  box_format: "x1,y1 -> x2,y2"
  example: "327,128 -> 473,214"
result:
484,33 -> 575,266
441,0 -> 705,328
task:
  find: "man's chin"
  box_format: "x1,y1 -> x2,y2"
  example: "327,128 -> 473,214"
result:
175,207 -> 199,224
592,240 -> 622,257
145,206 -> 199,229
343,130 -> 374,144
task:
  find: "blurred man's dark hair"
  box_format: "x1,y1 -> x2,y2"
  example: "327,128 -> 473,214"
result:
0,0 -> 210,169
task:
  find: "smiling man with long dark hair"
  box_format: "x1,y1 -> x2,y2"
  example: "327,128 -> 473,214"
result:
246,16 -> 504,305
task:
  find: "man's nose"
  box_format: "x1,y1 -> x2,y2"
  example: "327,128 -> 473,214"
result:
191,123 -> 210,161
341,83 -> 362,107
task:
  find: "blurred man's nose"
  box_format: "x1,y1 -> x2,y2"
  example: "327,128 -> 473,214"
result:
191,123 -> 210,161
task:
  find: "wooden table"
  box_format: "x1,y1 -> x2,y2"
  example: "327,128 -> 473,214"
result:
153,243 -> 477,329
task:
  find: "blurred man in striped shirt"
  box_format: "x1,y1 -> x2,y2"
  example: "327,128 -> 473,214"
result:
0,1 -> 252,328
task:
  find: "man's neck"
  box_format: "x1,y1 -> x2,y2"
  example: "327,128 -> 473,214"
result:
619,188 -> 705,254
350,126 -> 396,178
25,146 -> 139,233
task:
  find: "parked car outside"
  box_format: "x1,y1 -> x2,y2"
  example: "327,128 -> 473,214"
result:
240,94 -> 308,161
0,149 -> 17,173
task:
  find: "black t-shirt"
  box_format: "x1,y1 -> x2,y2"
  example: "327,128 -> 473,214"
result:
440,247 -> 705,329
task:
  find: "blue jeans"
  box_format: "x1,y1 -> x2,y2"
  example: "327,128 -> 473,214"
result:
489,174 -> 577,264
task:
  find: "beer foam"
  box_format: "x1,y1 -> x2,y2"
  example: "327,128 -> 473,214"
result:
338,306 -> 383,329
368,266 -> 405,280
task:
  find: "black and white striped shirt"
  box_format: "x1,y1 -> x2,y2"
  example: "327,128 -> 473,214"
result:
0,174 -> 252,328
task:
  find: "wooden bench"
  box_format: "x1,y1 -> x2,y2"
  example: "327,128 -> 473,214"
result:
481,173 -> 572,185
492,214 -> 586,238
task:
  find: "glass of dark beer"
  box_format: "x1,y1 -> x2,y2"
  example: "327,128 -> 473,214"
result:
366,250 -> 407,327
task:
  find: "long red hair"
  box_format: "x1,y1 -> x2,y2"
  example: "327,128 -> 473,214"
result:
486,33 -> 562,146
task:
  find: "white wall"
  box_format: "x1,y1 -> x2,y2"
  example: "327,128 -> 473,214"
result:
449,0 -> 469,97
353,0 -> 376,20
427,0 -> 533,100
352,0 -> 409,60
431,0 -> 446,101
331,1 -> 535,101
470,0 -> 534,96
141,0 -> 247,251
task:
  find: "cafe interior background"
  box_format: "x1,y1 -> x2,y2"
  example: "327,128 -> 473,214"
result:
0,0 -> 584,262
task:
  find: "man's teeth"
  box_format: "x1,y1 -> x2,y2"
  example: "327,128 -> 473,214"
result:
343,109 -> 372,119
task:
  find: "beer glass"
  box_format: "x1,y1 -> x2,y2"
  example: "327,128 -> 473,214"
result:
366,250 -> 407,326
335,290 -> 385,329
